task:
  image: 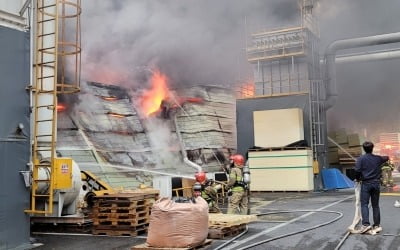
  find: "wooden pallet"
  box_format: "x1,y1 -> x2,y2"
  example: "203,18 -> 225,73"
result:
131,239 -> 212,250
208,213 -> 257,227
91,192 -> 154,236
93,217 -> 150,227
92,226 -> 148,236
92,206 -> 151,216
208,223 -> 246,239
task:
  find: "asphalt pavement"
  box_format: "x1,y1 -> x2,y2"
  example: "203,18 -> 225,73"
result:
32,172 -> 400,250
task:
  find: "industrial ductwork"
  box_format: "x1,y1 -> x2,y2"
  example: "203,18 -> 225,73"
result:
325,32 -> 400,110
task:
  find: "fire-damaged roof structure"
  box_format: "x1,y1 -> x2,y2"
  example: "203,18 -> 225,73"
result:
174,86 -> 237,170
57,82 -> 236,189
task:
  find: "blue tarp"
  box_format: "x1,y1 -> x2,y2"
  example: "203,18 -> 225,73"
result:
322,168 -> 354,189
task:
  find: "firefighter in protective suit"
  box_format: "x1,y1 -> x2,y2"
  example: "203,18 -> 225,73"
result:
226,154 -> 249,214
193,173 -> 221,213
381,160 -> 395,187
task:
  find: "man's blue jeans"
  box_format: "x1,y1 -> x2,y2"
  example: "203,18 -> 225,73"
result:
360,181 -> 381,226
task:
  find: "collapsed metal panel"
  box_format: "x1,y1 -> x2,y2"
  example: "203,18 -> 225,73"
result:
0,26 -> 30,250
236,94 -> 311,157
175,86 -> 237,171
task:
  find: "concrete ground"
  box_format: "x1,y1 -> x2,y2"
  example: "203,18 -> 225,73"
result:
32,172 -> 400,250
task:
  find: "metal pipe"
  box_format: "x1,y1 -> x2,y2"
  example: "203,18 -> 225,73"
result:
173,110 -> 203,173
325,32 -> 400,110
335,50 -> 400,64
319,49 -> 400,64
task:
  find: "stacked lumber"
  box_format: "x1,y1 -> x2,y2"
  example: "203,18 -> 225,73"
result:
92,192 -> 158,236
338,147 -> 362,165
207,213 -> 257,239
328,129 -> 364,166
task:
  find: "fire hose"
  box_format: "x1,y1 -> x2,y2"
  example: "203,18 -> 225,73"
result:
214,210 -> 344,250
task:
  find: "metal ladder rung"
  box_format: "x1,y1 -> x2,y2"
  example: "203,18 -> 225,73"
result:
38,4 -> 56,9
38,46 -> 56,51
36,90 -> 56,94
24,210 -> 50,214
36,91 -> 56,95
37,18 -> 56,24
33,179 -> 51,183
37,75 -> 55,80
38,33 -> 56,37
35,119 -> 54,123
37,61 -> 56,66
32,194 -> 51,198
35,136 -> 53,140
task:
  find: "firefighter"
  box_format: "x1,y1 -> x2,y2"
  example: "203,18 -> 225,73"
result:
226,154 -> 249,215
193,173 -> 221,213
381,160 -> 395,187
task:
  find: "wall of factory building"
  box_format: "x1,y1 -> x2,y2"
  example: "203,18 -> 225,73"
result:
253,58 -> 319,96
236,94 -> 311,157
0,26 -> 31,250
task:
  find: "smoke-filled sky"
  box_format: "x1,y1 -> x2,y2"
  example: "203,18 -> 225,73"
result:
81,0 -> 299,87
81,0 -> 400,140
318,0 -> 400,139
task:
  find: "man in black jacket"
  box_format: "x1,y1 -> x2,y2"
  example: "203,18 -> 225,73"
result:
355,141 -> 389,233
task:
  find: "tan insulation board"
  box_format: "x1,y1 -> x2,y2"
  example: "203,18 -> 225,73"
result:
253,108 -> 304,148
248,150 -> 313,191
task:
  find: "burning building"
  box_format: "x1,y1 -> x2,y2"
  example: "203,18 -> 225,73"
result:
57,81 -> 236,190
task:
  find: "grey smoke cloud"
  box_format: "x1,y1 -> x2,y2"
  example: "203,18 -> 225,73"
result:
80,0 -> 400,140
319,0 -> 400,139
81,0 -> 298,88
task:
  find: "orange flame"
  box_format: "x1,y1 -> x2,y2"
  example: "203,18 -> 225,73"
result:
101,96 -> 118,101
57,104 -> 67,112
108,112 -> 126,118
140,70 -> 169,116
241,82 -> 255,97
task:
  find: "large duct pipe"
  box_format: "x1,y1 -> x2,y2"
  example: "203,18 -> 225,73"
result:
335,49 -> 400,64
320,49 -> 400,65
325,32 -> 400,110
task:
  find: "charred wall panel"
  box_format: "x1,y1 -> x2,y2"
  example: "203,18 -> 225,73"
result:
236,94 -> 311,157
0,26 -> 30,250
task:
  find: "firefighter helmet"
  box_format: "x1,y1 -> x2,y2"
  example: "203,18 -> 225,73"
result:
195,171 -> 206,183
230,154 -> 245,166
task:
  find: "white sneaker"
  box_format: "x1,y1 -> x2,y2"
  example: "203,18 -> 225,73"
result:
359,225 -> 372,234
394,200 -> 400,208
372,225 -> 382,233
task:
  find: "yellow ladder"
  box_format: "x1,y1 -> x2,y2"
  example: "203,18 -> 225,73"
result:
25,0 -> 59,215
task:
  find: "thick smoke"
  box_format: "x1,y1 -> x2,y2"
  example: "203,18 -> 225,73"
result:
80,0 -> 400,141
319,0 -> 400,140
81,0 -> 298,89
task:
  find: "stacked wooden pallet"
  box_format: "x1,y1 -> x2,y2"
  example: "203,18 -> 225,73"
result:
207,213 -> 257,239
338,147 -> 362,165
328,129 -> 364,166
92,192 -> 158,236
